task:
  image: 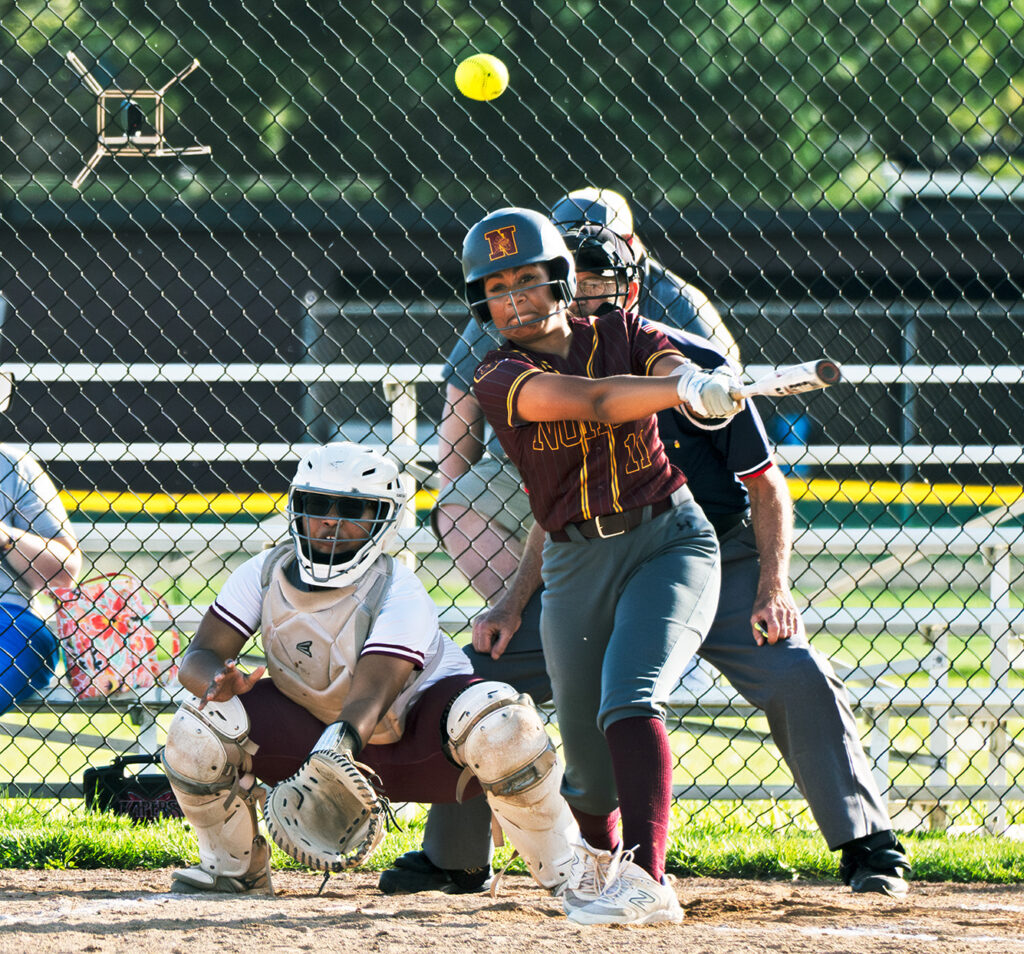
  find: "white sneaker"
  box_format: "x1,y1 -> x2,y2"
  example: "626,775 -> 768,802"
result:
560,840 -> 617,913
567,854 -> 683,926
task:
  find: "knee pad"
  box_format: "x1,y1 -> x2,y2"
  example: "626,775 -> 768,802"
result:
162,694 -> 259,796
445,681 -> 556,795
444,681 -> 579,892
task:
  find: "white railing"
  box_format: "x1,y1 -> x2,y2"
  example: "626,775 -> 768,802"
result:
4,361 -> 1023,468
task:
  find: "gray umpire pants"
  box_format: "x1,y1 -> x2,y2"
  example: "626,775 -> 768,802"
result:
423,519 -> 892,870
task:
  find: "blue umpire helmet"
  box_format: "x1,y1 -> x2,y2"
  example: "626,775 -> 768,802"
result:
549,188 -> 634,236
462,207 -> 577,324
551,188 -> 650,285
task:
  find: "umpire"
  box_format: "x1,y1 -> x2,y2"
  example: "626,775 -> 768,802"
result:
549,187 -> 741,363
381,222 -> 911,902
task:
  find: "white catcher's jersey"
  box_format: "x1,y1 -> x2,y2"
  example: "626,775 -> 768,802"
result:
210,548 -> 471,743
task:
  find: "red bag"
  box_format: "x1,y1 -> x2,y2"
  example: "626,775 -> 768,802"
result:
49,574 -> 180,699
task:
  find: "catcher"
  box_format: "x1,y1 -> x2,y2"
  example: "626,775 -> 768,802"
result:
162,442 -> 583,898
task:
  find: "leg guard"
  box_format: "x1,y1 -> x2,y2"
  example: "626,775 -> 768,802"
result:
162,695 -> 273,895
445,681 -> 580,892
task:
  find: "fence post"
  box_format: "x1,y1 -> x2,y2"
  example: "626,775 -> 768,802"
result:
920,623 -> 952,830
868,706 -> 891,806
384,375 -> 421,570
984,543 -> 1013,833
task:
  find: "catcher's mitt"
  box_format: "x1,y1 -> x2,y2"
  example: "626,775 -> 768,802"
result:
265,744 -> 388,871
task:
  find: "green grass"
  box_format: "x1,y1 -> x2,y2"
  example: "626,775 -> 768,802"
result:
2,800 -> 1024,883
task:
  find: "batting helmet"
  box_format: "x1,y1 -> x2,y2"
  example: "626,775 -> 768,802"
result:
462,207 -> 576,324
549,188 -> 634,236
287,442 -> 406,588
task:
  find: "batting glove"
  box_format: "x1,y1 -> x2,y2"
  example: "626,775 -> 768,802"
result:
674,366 -> 744,419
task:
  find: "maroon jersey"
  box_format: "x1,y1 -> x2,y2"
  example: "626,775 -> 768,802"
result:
472,309 -> 688,532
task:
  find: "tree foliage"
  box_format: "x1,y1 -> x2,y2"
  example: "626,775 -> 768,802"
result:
2,0 -> 1023,209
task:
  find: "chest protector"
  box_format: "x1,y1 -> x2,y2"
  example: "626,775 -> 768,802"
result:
259,544 -> 404,743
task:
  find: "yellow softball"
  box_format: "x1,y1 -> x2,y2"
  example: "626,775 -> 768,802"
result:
454,53 -> 509,102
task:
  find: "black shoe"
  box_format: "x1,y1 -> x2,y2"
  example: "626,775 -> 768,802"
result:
839,831 -> 912,897
378,850 -> 492,895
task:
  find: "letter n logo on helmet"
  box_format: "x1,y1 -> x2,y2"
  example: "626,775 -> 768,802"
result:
484,225 -> 518,261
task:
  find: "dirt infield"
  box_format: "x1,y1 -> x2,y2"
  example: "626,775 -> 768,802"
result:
1,869 -> 1023,953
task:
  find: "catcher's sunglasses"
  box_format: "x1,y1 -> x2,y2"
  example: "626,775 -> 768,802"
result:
293,492 -> 369,521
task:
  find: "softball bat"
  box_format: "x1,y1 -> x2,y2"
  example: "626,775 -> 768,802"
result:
730,359 -> 842,399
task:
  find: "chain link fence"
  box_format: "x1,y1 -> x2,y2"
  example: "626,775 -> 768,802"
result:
1,1 -> 1023,833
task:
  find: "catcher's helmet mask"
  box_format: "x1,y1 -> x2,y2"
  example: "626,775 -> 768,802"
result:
290,492 -> 386,562
563,224 -> 639,311
287,443 -> 406,588
462,207 -> 576,326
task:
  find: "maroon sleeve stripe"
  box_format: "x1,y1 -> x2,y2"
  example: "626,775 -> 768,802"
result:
365,640 -> 426,661
210,602 -> 255,639
360,647 -> 425,670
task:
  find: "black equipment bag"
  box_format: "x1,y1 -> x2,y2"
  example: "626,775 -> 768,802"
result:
83,751 -> 184,821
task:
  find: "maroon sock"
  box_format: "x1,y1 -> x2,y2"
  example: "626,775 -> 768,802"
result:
570,806 -> 621,852
604,716 -> 672,882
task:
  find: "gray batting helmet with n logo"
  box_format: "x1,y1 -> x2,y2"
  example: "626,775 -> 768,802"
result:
462,207 -> 577,323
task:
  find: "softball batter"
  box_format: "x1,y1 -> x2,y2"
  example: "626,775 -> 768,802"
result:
464,207 -> 743,925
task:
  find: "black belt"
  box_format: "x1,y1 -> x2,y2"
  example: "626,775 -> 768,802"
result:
549,495 -> 676,542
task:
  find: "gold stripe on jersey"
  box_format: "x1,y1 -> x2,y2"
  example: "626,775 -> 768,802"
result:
504,366 -> 543,427
644,348 -> 680,375
579,326 -> 600,518
583,323 -> 620,516
579,426 -> 590,520
593,323 -> 624,514
585,327 -> 600,377
606,424 -> 623,513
